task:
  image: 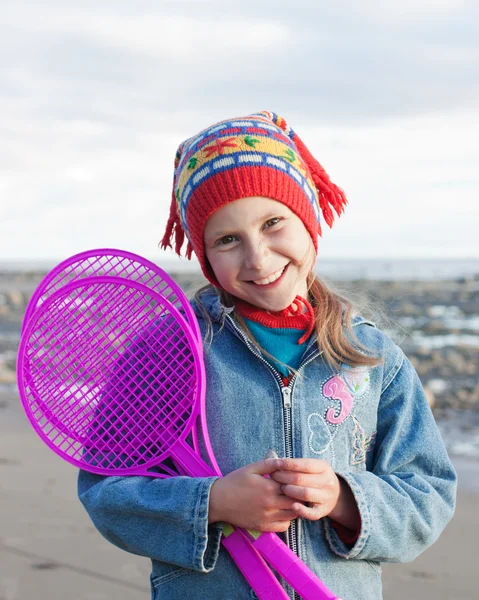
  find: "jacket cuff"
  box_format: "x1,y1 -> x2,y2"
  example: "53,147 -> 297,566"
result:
193,477 -> 224,572
329,518 -> 360,546
323,471 -> 371,559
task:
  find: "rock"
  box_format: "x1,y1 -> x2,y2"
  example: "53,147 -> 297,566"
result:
426,379 -> 448,395
423,386 -> 435,408
400,302 -> 420,316
0,363 -> 16,384
6,290 -> 24,308
423,320 -> 448,335
443,349 -> 468,372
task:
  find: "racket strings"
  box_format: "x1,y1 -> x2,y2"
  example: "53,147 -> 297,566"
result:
85,321 -> 197,467
35,255 -> 180,318
101,321 -> 197,447
27,285 -> 161,446
26,288 -> 138,424
25,285 -> 149,445
32,281 -> 154,379
23,279 -> 200,470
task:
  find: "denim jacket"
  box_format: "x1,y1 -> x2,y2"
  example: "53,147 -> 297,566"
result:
78,289 -> 457,600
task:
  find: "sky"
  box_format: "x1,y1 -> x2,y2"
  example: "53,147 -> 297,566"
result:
1,0 -> 478,266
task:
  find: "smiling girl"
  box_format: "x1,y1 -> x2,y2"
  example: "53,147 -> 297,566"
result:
78,111 -> 456,600
203,196 -> 312,311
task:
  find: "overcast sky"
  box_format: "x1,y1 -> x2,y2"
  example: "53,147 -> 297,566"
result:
1,0 -> 478,265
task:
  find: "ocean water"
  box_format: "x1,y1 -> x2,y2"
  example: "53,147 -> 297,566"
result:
1,257 -> 478,281
316,259 -> 479,281
314,258 -> 479,281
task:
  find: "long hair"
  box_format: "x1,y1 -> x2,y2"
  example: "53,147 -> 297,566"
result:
193,272 -> 383,373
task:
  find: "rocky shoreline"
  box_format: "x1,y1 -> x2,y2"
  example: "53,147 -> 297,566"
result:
1,269 -> 478,415
336,277 -> 479,412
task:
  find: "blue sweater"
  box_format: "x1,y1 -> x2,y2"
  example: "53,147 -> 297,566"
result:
244,317 -> 309,377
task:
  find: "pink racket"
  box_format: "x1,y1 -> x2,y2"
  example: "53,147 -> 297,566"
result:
22,248 -> 201,340
21,249 -> 207,473
17,276 -> 339,600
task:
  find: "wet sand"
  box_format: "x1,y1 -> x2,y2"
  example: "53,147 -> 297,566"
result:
0,392 -> 475,600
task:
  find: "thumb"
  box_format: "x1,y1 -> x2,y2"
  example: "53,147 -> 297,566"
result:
264,448 -> 279,460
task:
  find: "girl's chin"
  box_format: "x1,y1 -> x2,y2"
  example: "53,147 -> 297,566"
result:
242,293 -> 297,312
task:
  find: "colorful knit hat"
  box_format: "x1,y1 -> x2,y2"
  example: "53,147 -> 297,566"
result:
161,111 -> 347,285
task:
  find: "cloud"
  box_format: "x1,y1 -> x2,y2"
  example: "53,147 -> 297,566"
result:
347,0 -> 469,25
0,0 -> 478,260
3,0 -> 478,122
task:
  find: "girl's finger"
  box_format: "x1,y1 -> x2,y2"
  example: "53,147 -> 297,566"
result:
276,495 -> 301,510
275,458 -> 329,474
280,483 -> 324,504
277,509 -> 303,520
271,470 -> 324,488
291,501 -> 326,521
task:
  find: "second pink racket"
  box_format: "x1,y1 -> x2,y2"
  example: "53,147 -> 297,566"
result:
18,276 -> 339,600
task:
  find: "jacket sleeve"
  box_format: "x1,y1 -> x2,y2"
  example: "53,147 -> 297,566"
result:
324,347 -> 457,562
78,470 -> 223,572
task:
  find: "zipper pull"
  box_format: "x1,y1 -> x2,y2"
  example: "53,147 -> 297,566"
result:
281,386 -> 292,408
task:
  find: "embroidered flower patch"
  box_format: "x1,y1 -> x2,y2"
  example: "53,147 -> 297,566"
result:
351,415 -> 376,466
340,364 -> 370,397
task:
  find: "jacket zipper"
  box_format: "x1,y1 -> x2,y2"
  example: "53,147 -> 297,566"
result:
225,314 -> 321,600
282,353 -> 321,600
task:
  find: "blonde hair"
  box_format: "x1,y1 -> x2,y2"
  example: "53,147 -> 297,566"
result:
193,271 -> 383,373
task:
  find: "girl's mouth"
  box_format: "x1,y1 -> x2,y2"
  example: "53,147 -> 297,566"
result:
249,263 -> 289,287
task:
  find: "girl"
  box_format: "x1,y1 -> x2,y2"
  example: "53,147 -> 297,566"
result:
78,111 -> 457,600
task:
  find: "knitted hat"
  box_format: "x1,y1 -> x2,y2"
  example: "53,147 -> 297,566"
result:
161,110 -> 347,286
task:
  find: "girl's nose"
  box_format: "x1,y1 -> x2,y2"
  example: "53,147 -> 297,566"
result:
244,240 -> 270,270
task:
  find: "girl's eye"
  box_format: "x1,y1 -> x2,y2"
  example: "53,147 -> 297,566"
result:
265,217 -> 282,228
217,235 -> 237,246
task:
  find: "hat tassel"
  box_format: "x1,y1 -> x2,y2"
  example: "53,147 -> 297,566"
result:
160,190 -> 187,257
293,133 -> 348,229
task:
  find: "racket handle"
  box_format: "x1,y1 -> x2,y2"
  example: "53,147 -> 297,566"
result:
252,532 -> 340,600
221,529 -> 289,600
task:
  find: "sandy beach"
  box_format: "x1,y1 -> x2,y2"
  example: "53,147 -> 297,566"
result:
0,390 -> 475,600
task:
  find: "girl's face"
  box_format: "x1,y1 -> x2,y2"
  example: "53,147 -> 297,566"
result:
204,196 -> 315,312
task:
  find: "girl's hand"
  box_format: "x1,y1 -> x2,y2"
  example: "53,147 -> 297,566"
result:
209,459 -> 300,532
269,458 -> 360,531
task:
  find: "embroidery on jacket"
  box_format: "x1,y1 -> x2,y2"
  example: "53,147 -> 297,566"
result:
323,375 -> 354,424
340,364 -> 370,397
323,365 -> 371,425
351,415 -> 376,465
307,412 -> 337,461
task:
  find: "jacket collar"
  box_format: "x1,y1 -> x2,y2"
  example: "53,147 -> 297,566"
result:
191,288 -> 376,331
190,288 -> 233,323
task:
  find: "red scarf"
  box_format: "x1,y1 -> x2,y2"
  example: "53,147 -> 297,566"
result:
235,295 -> 315,345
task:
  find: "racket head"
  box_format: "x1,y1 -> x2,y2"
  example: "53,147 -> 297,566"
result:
22,248 -> 201,342
17,276 -> 206,476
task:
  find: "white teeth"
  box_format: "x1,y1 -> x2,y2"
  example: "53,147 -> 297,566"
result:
253,266 -> 286,285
